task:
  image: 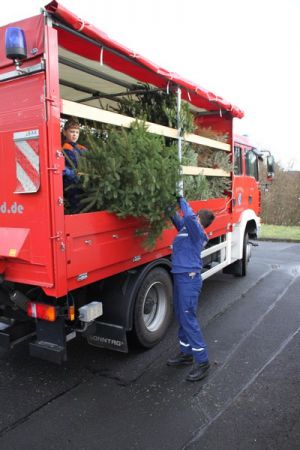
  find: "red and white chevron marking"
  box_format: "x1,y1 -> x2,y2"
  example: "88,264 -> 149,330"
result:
14,132 -> 40,193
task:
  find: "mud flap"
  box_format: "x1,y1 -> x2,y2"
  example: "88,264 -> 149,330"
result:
29,318 -> 67,364
223,259 -> 243,276
86,321 -> 128,353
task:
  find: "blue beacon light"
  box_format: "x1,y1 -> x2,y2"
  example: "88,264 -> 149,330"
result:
5,27 -> 27,67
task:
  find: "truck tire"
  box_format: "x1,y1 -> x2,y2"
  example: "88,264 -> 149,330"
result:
133,267 -> 173,348
238,232 -> 251,277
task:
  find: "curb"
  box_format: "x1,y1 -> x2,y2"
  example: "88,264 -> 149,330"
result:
258,238 -> 300,243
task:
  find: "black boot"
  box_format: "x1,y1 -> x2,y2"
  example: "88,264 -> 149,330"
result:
186,361 -> 210,381
167,352 -> 193,366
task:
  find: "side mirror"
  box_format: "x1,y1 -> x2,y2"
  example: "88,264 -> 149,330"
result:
266,155 -> 275,181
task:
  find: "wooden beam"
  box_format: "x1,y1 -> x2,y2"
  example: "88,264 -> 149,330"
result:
61,99 -> 230,151
181,166 -> 230,177
61,99 -> 177,138
183,133 -> 230,151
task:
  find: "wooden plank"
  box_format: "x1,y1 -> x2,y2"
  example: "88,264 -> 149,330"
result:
181,166 -> 230,177
61,99 -> 230,151
61,99 -> 177,138
184,133 -> 230,151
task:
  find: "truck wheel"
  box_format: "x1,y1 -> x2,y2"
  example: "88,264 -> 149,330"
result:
133,267 -> 173,348
238,232 -> 251,277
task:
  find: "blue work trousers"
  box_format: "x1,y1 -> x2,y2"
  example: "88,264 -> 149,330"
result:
173,272 -> 208,363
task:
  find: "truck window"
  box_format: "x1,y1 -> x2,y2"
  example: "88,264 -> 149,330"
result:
246,150 -> 258,180
234,146 -> 242,175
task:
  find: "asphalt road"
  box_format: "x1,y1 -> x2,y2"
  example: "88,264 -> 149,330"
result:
0,241 -> 299,450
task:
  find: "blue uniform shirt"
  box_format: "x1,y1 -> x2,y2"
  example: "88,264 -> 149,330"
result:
62,141 -> 87,212
62,141 -> 87,183
171,198 -> 208,273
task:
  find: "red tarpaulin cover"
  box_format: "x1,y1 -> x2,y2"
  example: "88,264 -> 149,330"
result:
45,1 -> 244,118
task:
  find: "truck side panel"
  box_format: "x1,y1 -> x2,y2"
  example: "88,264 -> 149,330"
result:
63,198 -> 231,291
0,73 -> 55,287
64,212 -> 174,291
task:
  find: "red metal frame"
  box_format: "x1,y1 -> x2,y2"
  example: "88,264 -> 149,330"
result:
44,23 -> 68,297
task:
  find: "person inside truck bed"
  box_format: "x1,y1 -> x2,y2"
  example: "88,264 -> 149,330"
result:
62,118 -> 87,213
167,196 -> 215,382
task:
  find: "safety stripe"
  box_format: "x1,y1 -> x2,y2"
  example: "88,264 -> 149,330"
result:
178,233 -> 188,237
16,163 -> 38,193
180,340 -> 190,347
14,137 -> 40,193
15,140 -> 39,172
192,347 -> 205,352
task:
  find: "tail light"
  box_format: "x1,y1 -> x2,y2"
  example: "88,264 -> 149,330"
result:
68,305 -> 75,321
27,302 -> 56,322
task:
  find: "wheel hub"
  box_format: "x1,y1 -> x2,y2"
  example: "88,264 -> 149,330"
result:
142,281 -> 167,332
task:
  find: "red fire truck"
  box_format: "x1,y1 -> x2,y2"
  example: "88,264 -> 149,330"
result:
0,2 -> 274,363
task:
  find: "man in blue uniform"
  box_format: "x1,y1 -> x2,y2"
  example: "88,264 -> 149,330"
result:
167,197 -> 215,381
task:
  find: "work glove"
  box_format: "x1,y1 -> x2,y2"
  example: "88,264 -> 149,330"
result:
63,167 -> 80,184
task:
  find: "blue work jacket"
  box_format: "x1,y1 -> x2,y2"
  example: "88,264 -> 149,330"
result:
62,141 -> 87,184
62,141 -> 87,212
171,198 -> 208,273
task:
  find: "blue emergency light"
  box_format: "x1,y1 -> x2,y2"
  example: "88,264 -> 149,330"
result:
5,27 -> 27,61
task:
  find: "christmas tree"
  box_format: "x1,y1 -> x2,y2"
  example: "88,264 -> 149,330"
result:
77,122 -> 180,248
64,87 -> 231,248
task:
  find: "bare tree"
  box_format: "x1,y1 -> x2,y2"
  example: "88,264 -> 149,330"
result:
261,163 -> 300,226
